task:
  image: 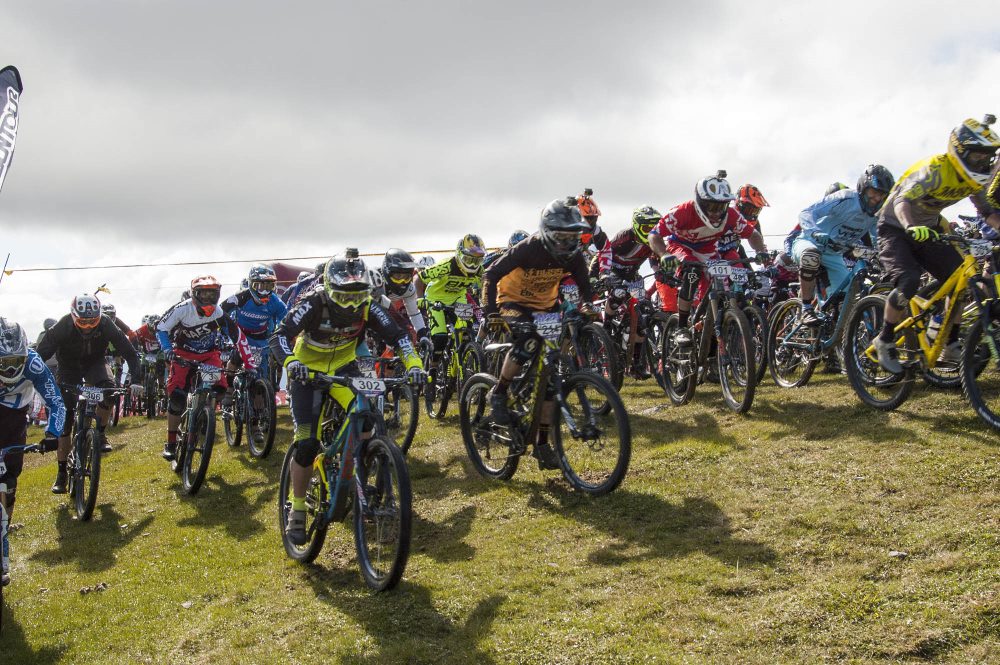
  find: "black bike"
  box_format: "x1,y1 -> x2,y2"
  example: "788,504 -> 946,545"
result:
61,384 -> 125,520
223,349 -> 277,459
421,301 -> 485,419
171,359 -> 222,495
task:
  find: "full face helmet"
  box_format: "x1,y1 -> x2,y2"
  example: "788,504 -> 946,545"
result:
190,276 -> 222,317
0,318 -> 29,385
323,252 -> 372,313
70,294 -> 103,334
539,197 -> 589,264
381,248 -> 417,297
856,164 -> 895,215
631,206 -> 662,246
735,184 -> 769,222
455,234 -> 486,275
247,264 -> 277,305
507,230 -> 529,248
694,170 -> 736,230
947,115 -> 1000,186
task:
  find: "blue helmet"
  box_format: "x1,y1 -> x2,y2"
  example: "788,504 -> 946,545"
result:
247,264 -> 277,305
507,230 -> 529,248
856,164 -> 895,215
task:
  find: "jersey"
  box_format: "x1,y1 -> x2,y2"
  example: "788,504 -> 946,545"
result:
484,235 -> 593,312
986,159 -> 1000,211
798,188 -> 878,247
221,289 -> 288,342
156,299 -> 254,365
37,314 -> 140,380
369,269 -> 426,333
880,154 -> 992,231
601,227 -> 656,280
0,350 -> 67,437
130,323 -> 161,354
269,288 -> 419,374
650,201 -> 756,256
281,274 -> 321,307
419,257 -> 482,305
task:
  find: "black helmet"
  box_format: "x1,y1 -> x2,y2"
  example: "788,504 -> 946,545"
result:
507,230 -> 529,248
43,317 -> 57,331
381,248 -> 417,297
856,164 -> 895,215
539,197 -> 589,263
323,252 -> 371,312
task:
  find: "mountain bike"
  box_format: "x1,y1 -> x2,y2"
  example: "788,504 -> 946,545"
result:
459,308 -> 631,496
222,348 -> 277,459
597,275 -> 666,388
278,371 -> 412,591
58,385 -> 125,520
421,301 -> 485,419
1,441 -> 52,633
659,258 -> 758,413
139,352 -> 165,418
356,356 -> 420,454
767,241 -> 885,388
171,359 -> 222,495
845,234 -> 993,411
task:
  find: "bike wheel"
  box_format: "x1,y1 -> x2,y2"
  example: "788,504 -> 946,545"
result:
843,294 -> 915,410
223,397 -> 243,448
458,341 -> 486,392
766,298 -> 818,388
73,428 -> 101,521
554,371 -> 631,496
246,379 -> 277,459
922,300 -> 977,389
277,442 -> 329,562
960,311 -> 1000,430
577,322 -> 622,391
385,383 -> 419,454
744,305 -> 769,387
660,314 -> 697,405
110,395 -> 120,427
645,313 -> 668,390
424,350 -> 452,420
718,308 -> 757,414
459,373 -> 520,480
181,404 -> 215,495
353,436 -> 411,591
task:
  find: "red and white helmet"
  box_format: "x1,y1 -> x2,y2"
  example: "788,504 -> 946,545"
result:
71,294 -> 103,332
694,170 -> 735,230
190,275 -> 222,316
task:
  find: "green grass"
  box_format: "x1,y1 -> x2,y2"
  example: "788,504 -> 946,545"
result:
3,374 -> 1000,663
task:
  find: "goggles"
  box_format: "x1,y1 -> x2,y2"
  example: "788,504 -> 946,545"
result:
0,355 -> 25,380
73,315 -> 101,330
635,221 -> 657,233
250,279 -> 276,294
701,200 -> 730,218
963,149 -> 995,174
329,288 -> 371,309
738,203 -> 762,220
387,270 -> 413,285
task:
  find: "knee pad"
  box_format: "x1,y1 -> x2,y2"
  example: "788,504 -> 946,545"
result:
511,333 -> 541,364
798,248 -> 822,279
888,287 -> 910,310
431,334 -> 448,354
678,264 -> 701,301
292,437 -> 321,466
167,390 -> 187,416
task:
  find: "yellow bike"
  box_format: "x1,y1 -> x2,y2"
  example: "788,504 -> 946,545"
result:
844,234 -> 994,410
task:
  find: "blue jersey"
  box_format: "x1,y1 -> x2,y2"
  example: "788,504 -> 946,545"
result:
281,275 -> 320,307
798,189 -> 877,247
221,290 -> 288,343
0,350 -> 67,437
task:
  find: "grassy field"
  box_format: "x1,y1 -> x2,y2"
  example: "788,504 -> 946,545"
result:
2,373 -> 999,664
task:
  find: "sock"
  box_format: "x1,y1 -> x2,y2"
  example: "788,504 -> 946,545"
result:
291,496 -> 306,512
678,311 -> 690,327
537,425 -> 549,447
879,321 -> 896,343
167,430 -> 178,444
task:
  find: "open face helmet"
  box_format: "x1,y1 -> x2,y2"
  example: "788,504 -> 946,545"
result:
455,234 -> 486,275
248,264 -> 277,305
856,164 -> 895,215
323,252 -> 372,313
190,275 -> 222,317
508,230 -> 529,248
631,206 -> 661,246
381,248 -> 417,297
539,197 -> 589,263
735,184 -> 769,221
0,318 -> 29,385
694,170 -> 736,230
71,294 -> 103,333
947,116 -> 1000,186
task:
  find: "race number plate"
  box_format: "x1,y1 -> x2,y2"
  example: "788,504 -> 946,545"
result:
970,239 -> 993,259
533,312 -> 562,341
729,268 -> 750,284
351,377 -> 386,396
81,386 -> 105,405
454,303 -> 475,321
199,367 -> 222,386
706,261 -> 731,278
356,357 -> 379,379
626,279 -> 645,299
560,284 -> 580,305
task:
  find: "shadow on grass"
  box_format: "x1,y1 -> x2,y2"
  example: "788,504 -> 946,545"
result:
406,456 -> 492,563
629,410 -> 744,450
175,477 -> 273,541
304,570 -> 505,664
752,400 -> 917,443
0,604 -> 66,664
29,504 -> 154,573
526,484 -> 777,569
411,505 -> 477,563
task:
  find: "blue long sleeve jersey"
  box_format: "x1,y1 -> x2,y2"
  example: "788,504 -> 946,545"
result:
797,189 -> 878,246
220,289 -> 288,342
0,350 -> 67,437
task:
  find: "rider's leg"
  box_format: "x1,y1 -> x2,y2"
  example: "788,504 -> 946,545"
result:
791,238 -> 821,310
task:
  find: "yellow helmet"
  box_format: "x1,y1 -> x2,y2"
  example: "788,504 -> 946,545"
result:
946,115 -> 1000,186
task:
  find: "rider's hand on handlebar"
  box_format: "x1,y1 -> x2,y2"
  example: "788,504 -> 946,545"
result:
755,250 -> 773,267
578,302 -> 600,321
658,254 -> 678,273
406,366 -> 428,385
286,360 -> 310,383
907,225 -> 940,242
38,435 -> 59,453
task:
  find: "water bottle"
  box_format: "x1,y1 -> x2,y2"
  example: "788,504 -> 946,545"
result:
927,313 -> 943,341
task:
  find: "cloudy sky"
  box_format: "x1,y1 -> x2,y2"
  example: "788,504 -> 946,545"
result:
1,1 -> 997,337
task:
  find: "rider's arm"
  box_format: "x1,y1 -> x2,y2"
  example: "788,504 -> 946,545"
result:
25,350 -> 67,437
569,254 -> 594,302
401,288 -> 427,332
367,302 -> 421,370
783,224 -> 801,255
482,242 -> 525,313
268,296 -> 316,367
647,212 -> 672,258
268,294 -> 289,327
221,315 -> 255,367
156,304 -> 184,353
35,318 -> 64,362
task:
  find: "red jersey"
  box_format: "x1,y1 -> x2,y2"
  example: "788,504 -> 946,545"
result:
130,323 -> 161,354
651,200 -> 755,255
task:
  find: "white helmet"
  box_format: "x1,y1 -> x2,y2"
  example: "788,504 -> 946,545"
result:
0,317 -> 29,384
694,170 -> 735,230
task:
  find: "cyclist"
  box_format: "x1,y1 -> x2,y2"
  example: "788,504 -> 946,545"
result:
416,234 -> 487,372
35,318 -> 59,375
417,256 -> 436,270
370,248 -> 428,343
483,197 -> 597,469
281,264 -> 324,307
270,251 -> 425,545
483,230 -> 530,270
221,264 -> 287,382
596,206 -> 662,378
130,314 -> 166,404
718,184 -> 771,268
648,171 -> 770,345
0,318 -> 64,586
874,117 -> 1000,373
792,164 -> 895,326
156,276 -> 256,461
577,188 -> 611,271
37,295 -> 140,490
102,303 -> 134,389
